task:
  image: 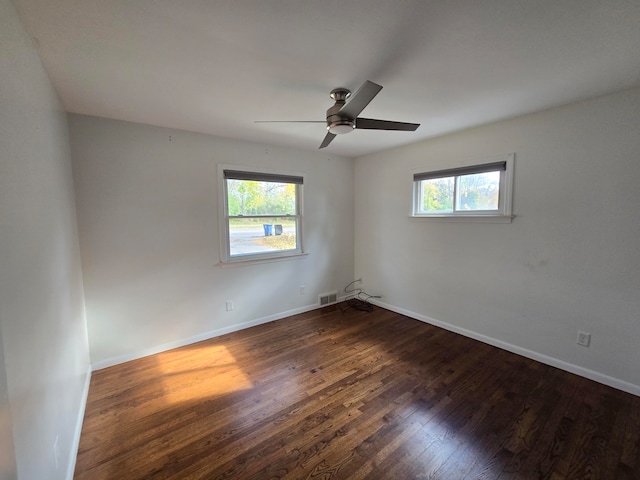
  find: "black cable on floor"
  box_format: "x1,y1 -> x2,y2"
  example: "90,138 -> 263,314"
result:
339,279 -> 380,313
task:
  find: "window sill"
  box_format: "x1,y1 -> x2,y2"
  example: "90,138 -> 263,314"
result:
218,252 -> 309,268
409,214 -> 514,223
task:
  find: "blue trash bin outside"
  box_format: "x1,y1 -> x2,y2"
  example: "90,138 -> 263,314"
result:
263,224 -> 273,236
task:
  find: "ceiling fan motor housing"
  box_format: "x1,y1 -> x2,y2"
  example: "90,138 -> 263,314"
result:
327,88 -> 355,134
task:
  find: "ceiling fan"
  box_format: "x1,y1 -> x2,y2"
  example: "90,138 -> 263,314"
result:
256,80 -> 420,149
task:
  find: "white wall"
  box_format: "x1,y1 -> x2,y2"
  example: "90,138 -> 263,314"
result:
0,1 -> 91,478
0,338 -> 16,480
354,88 -> 640,394
69,115 -> 355,368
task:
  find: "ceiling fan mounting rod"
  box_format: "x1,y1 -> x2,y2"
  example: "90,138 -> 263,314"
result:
329,88 -> 351,102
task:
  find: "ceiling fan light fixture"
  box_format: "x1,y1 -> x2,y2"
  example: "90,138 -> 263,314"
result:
328,121 -> 355,135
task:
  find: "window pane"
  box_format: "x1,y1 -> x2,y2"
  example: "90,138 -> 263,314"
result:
229,217 -> 297,257
419,177 -> 454,212
455,171 -> 500,211
227,179 -> 296,216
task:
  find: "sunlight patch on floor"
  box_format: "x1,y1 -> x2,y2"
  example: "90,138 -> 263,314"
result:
155,344 -> 254,404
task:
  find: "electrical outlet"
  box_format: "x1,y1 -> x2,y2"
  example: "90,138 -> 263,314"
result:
299,285 -> 305,295
577,331 -> 591,347
225,300 -> 233,312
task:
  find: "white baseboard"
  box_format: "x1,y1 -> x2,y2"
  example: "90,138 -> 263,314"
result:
372,299 -> 640,397
67,365 -> 92,480
92,301 -> 337,371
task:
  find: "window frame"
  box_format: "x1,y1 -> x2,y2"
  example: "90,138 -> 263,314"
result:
218,164 -> 305,265
411,153 -> 514,222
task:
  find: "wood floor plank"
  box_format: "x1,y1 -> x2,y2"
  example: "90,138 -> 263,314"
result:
74,304 -> 640,479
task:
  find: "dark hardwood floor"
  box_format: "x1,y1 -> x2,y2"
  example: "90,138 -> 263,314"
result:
74,304 -> 640,479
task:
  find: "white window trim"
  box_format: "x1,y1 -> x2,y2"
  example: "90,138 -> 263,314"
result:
217,164 -> 306,266
410,153 -> 515,223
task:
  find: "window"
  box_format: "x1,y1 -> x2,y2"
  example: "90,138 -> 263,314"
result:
412,153 -> 514,221
220,167 -> 304,263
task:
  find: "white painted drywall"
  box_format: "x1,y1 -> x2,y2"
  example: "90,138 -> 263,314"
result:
69,115 -> 355,367
0,1 -> 91,478
0,339 -> 16,480
354,88 -> 640,393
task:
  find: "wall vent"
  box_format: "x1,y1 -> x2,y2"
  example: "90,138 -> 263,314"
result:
319,291 -> 338,306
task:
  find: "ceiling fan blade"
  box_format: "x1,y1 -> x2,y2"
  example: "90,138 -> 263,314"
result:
355,118 -> 420,131
338,80 -> 383,119
319,132 -> 336,149
254,120 -> 325,123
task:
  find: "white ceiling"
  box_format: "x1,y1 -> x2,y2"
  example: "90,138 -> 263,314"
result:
12,0 -> 640,157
